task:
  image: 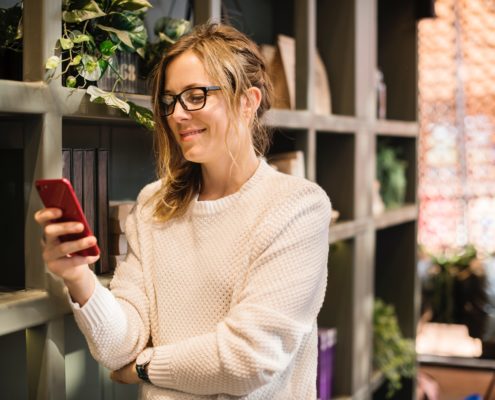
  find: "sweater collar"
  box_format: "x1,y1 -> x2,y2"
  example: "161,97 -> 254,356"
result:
191,159 -> 271,216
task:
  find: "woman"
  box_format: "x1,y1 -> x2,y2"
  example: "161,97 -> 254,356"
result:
35,23 -> 331,399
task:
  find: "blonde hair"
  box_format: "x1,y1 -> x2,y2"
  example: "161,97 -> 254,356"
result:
149,22 -> 273,222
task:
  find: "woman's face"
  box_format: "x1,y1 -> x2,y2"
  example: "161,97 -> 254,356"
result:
164,50 -> 239,165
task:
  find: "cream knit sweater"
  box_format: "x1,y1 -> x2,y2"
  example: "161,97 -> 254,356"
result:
70,160 -> 331,399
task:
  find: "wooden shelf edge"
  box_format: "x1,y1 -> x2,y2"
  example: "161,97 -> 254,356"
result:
0,289 -> 70,336
373,204 -> 418,230
313,114 -> 361,133
0,80 -> 52,114
263,109 -> 312,129
329,219 -> 367,243
373,119 -> 419,137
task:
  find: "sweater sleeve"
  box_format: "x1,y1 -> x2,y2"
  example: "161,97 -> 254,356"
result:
146,184 -> 331,396
70,201 -> 151,371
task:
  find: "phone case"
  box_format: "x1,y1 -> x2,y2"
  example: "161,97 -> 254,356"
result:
35,178 -> 100,257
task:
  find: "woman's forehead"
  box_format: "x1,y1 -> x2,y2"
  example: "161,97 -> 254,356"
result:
164,51 -> 212,92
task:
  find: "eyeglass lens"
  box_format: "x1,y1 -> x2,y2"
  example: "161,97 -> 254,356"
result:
163,88 -> 207,116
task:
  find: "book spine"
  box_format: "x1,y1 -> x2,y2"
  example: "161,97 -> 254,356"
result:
97,149 -> 109,274
62,148 -> 72,181
83,149 -> 96,272
72,149 -> 84,207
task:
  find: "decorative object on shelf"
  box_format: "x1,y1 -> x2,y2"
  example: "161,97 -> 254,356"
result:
376,68 -> 387,119
376,141 -> 407,209
108,200 -> 134,270
267,150 -> 306,178
373,298 -> 415,398
317,328 -> 337,400
0,1 -> 23,80
260,34 -> 331,114
372,179 -> 386,215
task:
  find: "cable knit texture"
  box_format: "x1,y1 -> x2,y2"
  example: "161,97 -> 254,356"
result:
70,160 -> 332,399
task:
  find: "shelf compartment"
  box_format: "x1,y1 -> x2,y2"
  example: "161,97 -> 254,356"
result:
374,221 -> 418,339
0,290 -> 69,336
378,0 -> 417,121
373,119 -> 419,137
373,204 -> 418,230
317,0 -> 356,116
0,330 -> 28,398
0,80 -> 50,114
317,132 -> 355,220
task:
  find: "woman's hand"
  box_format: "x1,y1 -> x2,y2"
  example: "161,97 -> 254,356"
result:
34,207 -> 99,305
110,361 -> 141,384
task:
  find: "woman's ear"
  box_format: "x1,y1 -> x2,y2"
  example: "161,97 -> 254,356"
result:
241,86 -> 262,122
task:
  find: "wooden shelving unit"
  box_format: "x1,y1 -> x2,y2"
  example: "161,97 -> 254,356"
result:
0,0 -> 418,398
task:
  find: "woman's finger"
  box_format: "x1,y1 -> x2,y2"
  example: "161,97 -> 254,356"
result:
34,208 -> 62,225
43,221 -> 84,244
44,236 -> 97,260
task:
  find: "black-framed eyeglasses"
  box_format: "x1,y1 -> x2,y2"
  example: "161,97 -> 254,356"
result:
160,86 -> 221,117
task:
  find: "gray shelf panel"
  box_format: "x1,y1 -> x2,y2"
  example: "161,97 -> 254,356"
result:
329,219 -> 367,244
373,203 -> 418,230
0,289 -> 69,336
0,80 -> 52,114
373,119 -> 419,137
263,109 -> 312,129
313,114 -> 361,133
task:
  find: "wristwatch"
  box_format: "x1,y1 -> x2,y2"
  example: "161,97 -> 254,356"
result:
136,347 -> 154,383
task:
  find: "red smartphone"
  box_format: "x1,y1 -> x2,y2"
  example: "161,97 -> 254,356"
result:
35,178 -> 100,257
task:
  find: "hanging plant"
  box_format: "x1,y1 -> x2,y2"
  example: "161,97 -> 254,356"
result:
45,0 -> 155,130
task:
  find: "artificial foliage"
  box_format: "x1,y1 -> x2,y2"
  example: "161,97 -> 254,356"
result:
376,142 -> 407,209
373,299 -> 415,398
46,0 -> 151,87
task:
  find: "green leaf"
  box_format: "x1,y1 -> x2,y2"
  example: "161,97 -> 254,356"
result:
97,24 -> 133,48
60,37 -> 74,50
62,1 -> 106,23
45,56 -> 61,70
72,33 -> 91,43
0,3 -> 23,48
70,54 -> 82,65
110,0 -> 152,11
99,39 -> 118,56
66,76 -> 77,88
128,101 -> 155,131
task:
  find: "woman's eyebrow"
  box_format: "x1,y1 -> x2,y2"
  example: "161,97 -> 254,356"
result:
163,83 -> 210,94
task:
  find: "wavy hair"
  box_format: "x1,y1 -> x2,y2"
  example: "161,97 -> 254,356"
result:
148,22 -> 273,222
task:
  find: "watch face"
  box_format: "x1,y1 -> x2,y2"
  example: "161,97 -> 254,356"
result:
137,348 -> 154,366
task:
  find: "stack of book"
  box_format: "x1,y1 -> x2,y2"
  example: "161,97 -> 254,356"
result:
108,201 -> 135,270
317,328 -> 337,400
267,151 -> 306,178
62,148 -> 109,274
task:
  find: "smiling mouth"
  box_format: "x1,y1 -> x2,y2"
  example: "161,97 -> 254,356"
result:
180,128 -> 206,139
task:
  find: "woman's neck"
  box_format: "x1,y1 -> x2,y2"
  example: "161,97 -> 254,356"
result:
198,150 -> 259,201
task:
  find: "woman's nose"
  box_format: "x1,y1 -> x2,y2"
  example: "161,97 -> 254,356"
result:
170,100 -> 191,121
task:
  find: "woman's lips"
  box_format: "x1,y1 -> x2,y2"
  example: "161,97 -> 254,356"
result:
179,128 -> 206,141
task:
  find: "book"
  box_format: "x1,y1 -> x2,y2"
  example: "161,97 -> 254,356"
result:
317,328 -> 337,400
109,254 -> 126,270
62,148 -> 71,181
268,151 -> 306,178
97,149 -> 109,273
72,149 -> 84,207
108,233 -> 128,256
109,200 -> 135,220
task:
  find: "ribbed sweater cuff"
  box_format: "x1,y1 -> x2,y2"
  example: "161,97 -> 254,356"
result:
148,346 -> 175,388
68,273 -> 117,332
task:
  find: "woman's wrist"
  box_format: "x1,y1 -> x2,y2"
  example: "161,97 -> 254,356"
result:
64,267 -> 95,306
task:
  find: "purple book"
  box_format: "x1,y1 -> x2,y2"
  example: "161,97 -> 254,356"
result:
317,328 -> 337,400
